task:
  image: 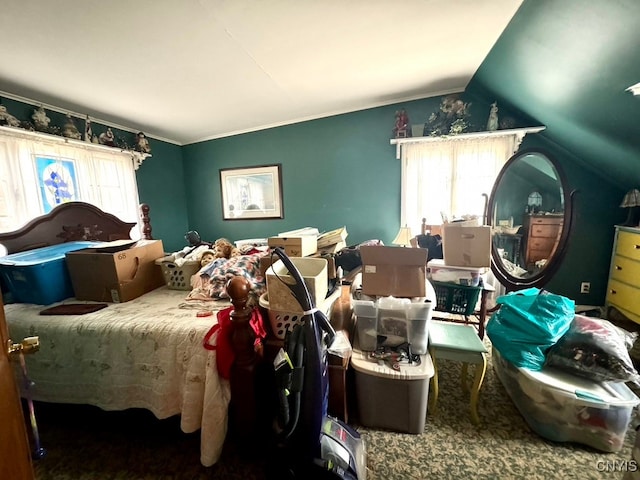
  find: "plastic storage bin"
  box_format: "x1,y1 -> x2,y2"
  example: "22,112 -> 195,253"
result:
0,241 -> 101,304
377,296 -> 411,348
155,259 -> 201,290
351,348 -> 434,434
493,347 -> 640,452
353,297 -> 434,353
407,301 -> 433,354
353,299 -> 378,351
432,281 -> 481,315
427,259 -> 487,286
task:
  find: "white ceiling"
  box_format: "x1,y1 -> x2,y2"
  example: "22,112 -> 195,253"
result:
0,0 -> 523,145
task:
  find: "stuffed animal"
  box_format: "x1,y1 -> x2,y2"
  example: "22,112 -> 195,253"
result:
214,238 -> 241,259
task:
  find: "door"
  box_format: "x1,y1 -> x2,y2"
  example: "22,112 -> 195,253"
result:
0,295 -> 35,480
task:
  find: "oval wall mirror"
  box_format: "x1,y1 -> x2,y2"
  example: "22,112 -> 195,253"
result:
487,148 -> 575,291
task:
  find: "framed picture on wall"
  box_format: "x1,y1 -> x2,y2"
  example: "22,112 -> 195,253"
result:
220,164 -> 284,220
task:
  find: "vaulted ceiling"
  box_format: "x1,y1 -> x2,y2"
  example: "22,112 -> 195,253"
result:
468,0 -> 640,190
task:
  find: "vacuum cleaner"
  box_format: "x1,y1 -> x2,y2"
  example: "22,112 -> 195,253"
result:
267,247 -> 367,479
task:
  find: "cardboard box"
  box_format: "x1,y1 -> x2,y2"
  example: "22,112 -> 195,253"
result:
66,239 -> 165,303
266,257 -> 328,312
442,225 -> 492,268
261,253 -> 336,279
359,246 -> 427,298
268,236 -> 317,257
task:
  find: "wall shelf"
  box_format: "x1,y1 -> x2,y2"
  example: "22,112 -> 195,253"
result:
389,126 -> 546,160
0,124 -> 151,169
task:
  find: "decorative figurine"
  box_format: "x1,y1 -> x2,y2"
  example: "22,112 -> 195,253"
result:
84,116 -> 93,142
32,106 -> 51,132
62,114 -> 82,139
98,127 -> 115,146
393,108 -> 409,138
426,94 -> 472,136
0,105 -> 21,127
486,102 -> 499,131
135,131 -> 151,154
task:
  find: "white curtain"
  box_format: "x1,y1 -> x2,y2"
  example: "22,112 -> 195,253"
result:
0,130 -> 141,235
400,135 -> 519,236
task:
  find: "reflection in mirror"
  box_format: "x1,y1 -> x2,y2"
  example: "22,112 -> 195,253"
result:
488,149 -> 573,291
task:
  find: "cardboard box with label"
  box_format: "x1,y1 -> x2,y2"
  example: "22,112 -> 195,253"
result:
360,246 -> 427,298
268,236 -> 317,257
66,239 -> 165,302
442,225 -> 492,268
261,253 -> 336,279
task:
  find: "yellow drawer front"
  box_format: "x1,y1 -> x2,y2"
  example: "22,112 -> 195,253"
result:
610,255 -> 640,286
617,230 -> 640,262
606,279 -> 640,323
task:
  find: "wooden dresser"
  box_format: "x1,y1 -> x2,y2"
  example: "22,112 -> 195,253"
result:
606,226 -> 640,324
523,214 -> 564,266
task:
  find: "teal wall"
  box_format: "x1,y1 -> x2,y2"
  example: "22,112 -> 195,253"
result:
135,140 -> 188,252
181,94 -> 621,306
3,91 -> 625,305
181,97 -> 445,246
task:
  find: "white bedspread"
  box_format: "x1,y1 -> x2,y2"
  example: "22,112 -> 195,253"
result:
4,287 -> 232,467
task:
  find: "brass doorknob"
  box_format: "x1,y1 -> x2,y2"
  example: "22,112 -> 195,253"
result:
7,336 -> 40,356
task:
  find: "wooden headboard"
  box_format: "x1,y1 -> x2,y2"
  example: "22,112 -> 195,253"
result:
0,202 -> 152,254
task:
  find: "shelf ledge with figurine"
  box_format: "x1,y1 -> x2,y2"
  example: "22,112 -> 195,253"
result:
390,126 -> 545,160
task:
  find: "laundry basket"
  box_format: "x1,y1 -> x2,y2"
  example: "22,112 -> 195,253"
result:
259,287 -> 341,340
431,281 -> 481,315
155,259 -> 201,290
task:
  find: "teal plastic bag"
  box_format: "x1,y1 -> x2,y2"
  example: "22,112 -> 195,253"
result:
487,288 -> 575,370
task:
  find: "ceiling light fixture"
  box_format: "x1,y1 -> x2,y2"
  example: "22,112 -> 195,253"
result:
626,83 -> 640,96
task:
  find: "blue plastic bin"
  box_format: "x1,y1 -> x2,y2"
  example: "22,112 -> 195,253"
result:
0,241 -> 101,304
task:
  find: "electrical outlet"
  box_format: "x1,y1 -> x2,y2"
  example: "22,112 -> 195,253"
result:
580,282 -> 590,294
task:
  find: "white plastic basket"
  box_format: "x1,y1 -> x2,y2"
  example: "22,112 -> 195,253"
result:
259,287 -> 340,340
155,259 -> 200,290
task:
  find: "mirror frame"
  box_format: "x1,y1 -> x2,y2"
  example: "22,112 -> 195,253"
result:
487,148 -> 576,291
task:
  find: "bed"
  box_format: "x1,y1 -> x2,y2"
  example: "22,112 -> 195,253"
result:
0,202 -> 263,467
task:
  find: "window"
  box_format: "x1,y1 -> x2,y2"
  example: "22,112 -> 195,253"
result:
399,133 -> 525,235
0,128 -> 145,235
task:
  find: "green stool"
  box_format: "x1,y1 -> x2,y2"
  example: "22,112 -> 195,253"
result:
428,320 -> 488,425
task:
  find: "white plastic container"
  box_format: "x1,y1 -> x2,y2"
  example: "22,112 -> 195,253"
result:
493,347 -> 640,452
377,296 -> 410,348
351,349 -> 434,434
353,299 -> 378,351
407,300 -> 433,354
427,259 -> 487,286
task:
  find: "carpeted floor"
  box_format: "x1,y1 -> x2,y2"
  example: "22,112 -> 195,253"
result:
30,333 -> 639,480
